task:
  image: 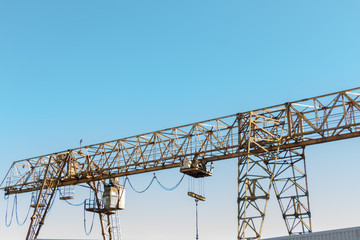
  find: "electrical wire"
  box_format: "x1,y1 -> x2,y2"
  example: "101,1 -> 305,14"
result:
125,176 -> 155,193
126,173 -> 185,193
5,194 -> 15,227
15,195 -> 31,226
4,173 -> 184,231
195,199 -> 199,240
83,205 -> 95,236
155,174 -> 185,191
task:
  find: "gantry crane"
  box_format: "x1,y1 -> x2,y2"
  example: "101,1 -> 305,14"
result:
1,87 -> 360,240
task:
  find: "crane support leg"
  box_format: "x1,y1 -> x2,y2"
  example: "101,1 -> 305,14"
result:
271,147 -> 312,234
99,211 -> 121,240
88,181 -> 107,240
107,214 -> 113,240
26,153 -> 69,239
237,150 -> 280,239
237,112 -> 285,240
89,181 -> 121,240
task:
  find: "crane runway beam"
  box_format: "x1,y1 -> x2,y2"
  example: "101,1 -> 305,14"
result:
4,131 -> 360,196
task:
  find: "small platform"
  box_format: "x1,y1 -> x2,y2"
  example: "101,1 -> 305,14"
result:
180,166 -> 212,178
85,207 -> 116,215
84,199 -> 123,215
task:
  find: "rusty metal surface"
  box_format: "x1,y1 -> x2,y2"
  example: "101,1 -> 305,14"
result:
2,87 -> 359,195
1,87 -> 360,240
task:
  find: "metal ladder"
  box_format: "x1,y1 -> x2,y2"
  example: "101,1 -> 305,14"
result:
26,155 -> 69,240
111,211 -> 122,240
28,187 -> 54,239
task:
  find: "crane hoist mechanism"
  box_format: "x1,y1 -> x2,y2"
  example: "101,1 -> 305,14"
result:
181,153 -> 213,239
1,87 -> 360,240
180,155 -> 214,178
186,174 -> 207,240
182,158 -> 212,201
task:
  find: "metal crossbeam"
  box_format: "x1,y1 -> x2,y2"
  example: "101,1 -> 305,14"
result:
2,88 -> 360,195
1,87 -> 360,239
237,110 -> 286,239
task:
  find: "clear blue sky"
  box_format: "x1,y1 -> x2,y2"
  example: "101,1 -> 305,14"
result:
0,0 -> 360,239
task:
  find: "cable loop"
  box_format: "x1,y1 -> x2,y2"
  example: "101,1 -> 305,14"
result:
83,205 -> 95,235
5,194 -> 15,227
125,176 -> 155,193
155,174 -> 185,191
126,173 -> 185,193
15,194 -> 31,226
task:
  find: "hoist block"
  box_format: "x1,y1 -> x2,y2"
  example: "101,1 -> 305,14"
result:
180,159 -> 213,178
188,191 -> 206,201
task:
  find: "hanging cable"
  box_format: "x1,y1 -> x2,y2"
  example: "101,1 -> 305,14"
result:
83,204 -> 95,236
125,173 -> 185,193
200,178 -> 204,197
195,199 -> 199,240
202,178 -> 205,198
5,194 -> 16,227
125,175 -> 155,193
15,195 -> 31,226
155,174 -> 185,191
188,177 -> 206,199
188,176 -> 195,193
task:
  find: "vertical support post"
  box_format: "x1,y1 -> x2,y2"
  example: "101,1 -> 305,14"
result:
89,181 -> 107,240
89,180 -> 121,240
107,214 -> 113,240
26,152 -> 70,239
271,147 -> 312,234
237,112 -> 285,240
285,103 -> 293,138
26,157 -> 53,240
97,214 -> 107,240
237,113 -> 243,240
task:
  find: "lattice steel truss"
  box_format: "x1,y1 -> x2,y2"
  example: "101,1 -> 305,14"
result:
272,147 -> 311,235
237,111 -> 286,239
1,87 -> 360,239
